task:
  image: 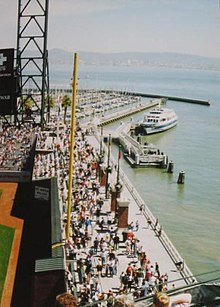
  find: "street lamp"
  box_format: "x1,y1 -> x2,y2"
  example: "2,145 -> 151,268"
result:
105,134 -> 111,199
99,126 -> 103,157
116,145 -> 122,185
115,145 -> 123,218
98,126 -> 104,180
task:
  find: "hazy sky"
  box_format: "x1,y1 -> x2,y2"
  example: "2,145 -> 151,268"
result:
1,0 -> 220,58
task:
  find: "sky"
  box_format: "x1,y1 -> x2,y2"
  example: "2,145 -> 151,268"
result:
1,0 -> 220,58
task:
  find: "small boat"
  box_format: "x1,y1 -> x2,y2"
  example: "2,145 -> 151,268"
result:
140,106 -> 178,135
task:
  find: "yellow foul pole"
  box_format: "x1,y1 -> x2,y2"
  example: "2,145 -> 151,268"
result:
66,53 -> 78,240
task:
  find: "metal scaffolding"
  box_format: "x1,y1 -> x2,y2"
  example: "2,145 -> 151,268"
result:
16,0 -> 50,126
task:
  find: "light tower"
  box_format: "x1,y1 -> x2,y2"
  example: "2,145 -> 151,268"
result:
16,0 -> 50,126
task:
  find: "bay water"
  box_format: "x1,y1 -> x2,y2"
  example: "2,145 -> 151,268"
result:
51,64 -> 220,281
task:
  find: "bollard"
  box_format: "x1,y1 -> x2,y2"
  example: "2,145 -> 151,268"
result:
167,160 -> 174,173
100,169 -> 107,186
177,171 -> 185,184
162,155 -> 168,169
135,153 -> 140,165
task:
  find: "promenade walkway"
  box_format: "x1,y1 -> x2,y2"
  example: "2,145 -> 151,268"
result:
86,133 -> 195,294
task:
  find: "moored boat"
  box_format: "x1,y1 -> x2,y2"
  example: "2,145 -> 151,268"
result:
140,105 -> 178,135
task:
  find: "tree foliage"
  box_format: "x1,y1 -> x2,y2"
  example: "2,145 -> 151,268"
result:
23,95 -> 34,110
61,95 -> 71,123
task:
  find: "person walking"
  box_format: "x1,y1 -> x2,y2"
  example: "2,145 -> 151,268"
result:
139,204 -> 144,215
113,233 -> 120,250
135,220 -> 139,231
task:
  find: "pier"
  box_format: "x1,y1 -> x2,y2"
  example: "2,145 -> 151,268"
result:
100,90 -> 211,106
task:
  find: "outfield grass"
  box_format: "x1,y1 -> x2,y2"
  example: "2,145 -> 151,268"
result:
0,225 -> 15,301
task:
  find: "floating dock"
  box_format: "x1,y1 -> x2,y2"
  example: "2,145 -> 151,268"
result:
119,123 -> 168,168
101,121 -> 168,168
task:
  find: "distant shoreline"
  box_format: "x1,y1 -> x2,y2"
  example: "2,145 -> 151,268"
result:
48,48 -> 220,71
50,62 -> 220,72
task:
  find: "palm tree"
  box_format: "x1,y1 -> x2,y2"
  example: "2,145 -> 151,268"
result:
24,95 -> 34,110
45,95 -> 56,122
61,94 -> 71,123
23,95 -> 34,118
48,95 -> 55,109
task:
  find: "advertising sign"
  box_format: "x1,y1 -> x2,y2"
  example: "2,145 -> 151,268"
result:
0,48 -> 14,77
0,49 -> 16,115
35,186 -> 50,201
0,77 -> 16,115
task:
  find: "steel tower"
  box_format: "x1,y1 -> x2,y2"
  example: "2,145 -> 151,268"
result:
16,0 -> 50,126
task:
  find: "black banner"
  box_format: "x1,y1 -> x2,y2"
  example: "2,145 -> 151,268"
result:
0,48 -> 14,77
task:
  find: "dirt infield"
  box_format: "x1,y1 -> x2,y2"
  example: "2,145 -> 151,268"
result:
0,183 -> 24,307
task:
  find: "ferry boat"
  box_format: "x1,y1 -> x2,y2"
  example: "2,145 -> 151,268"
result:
140,106 -> 178,135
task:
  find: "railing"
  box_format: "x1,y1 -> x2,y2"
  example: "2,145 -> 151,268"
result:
119,167 -> 196,284
120,131 -> 140,150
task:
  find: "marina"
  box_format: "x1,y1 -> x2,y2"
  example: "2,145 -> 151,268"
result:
39,87 -> 211,106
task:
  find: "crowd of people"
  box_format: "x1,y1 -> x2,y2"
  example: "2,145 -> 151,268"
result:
31,122 -> 177,306
55,291 -> 192,307
0,123 -> 38,171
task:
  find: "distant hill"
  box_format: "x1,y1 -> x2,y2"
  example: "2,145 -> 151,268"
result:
49,48 -> 220,70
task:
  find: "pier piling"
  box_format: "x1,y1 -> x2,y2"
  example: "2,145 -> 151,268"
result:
167,160 -> 174,173
177,171 -> 185,184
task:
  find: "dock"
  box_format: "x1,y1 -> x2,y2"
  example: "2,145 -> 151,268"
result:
90,119 -> 169,169
118,123 -> 168,168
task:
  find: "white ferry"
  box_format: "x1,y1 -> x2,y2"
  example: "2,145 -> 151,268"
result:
140,106 -> 178,135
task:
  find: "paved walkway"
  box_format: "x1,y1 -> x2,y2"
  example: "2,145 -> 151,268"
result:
85,133 -> 195,294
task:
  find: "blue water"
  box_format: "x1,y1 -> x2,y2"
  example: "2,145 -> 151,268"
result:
50,64 -> 220,280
